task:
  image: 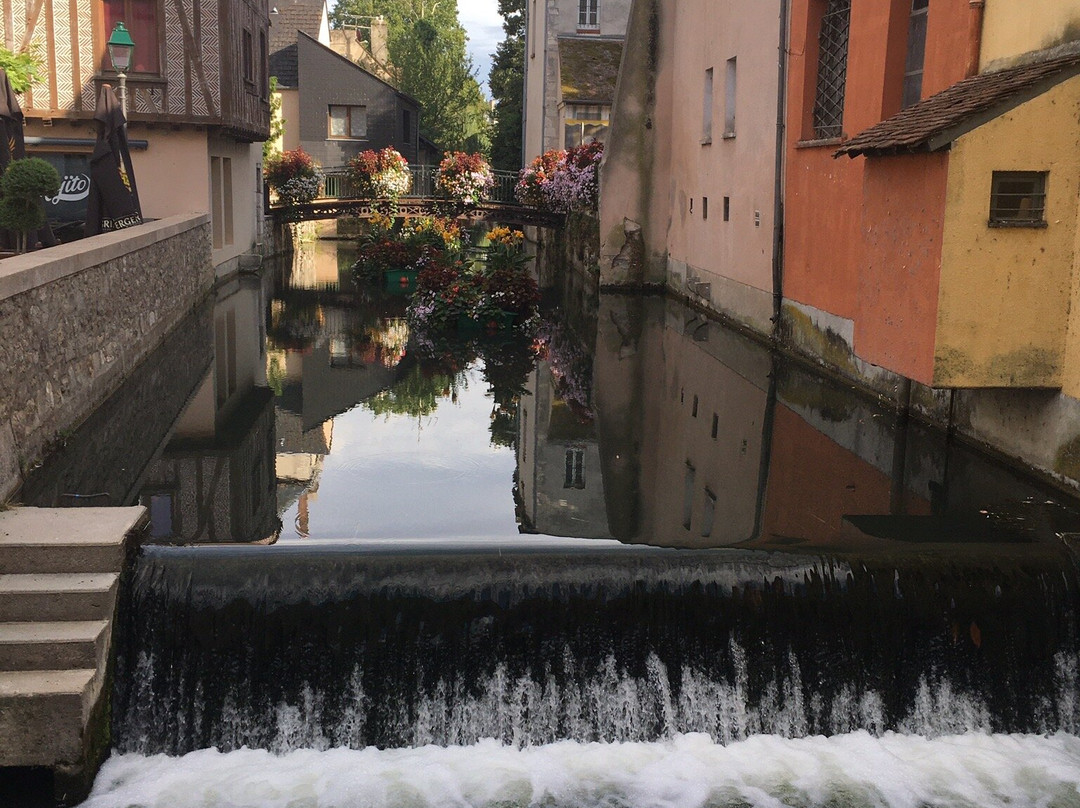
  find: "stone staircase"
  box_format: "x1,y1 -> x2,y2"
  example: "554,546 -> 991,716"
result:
0,506 -> 146,798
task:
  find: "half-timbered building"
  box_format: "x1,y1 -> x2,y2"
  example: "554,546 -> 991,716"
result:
2,0 -> 271,274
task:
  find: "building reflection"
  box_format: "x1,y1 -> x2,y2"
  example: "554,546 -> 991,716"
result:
268,240 -> 411,539
588,295 -> 1080,551
139,273 -> 279,544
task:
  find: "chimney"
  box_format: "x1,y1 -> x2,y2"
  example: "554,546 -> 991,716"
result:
370,16 -> 389,65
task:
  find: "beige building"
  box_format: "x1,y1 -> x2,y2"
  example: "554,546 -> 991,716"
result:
523,0 -> 631,162
599,0 -> 784,334
7,0 -> 271,277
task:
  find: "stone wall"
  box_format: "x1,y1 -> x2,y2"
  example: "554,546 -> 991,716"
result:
0,214 -> 214,501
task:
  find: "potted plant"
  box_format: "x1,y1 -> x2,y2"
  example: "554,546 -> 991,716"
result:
264,148 -> 321,206
0,157 -> 60,253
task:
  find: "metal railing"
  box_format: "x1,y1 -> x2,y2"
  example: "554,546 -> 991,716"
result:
319,165 -> 520,205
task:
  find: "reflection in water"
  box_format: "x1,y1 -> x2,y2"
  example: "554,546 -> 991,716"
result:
31,240 -> 1080,806
26,240 -> 1080,551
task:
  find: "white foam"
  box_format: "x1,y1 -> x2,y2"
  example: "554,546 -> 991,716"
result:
79,732 -> 1080,808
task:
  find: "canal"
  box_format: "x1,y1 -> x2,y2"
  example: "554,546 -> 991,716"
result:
21,238 -> 1080,806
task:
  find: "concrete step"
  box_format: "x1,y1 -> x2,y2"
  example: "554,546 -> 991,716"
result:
0,506 -> 145,574
0,574 -> 119,623
0,621 -> 109,671
0,669 -> 98,767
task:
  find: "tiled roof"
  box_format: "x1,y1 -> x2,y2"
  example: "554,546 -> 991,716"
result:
837,48 -> 1080,158
269,0 -> 326,88
559,37 -> 624,105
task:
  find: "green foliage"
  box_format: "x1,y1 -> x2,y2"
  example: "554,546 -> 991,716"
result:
0,45 -> 42,94
489,0 -> 525,171
363,363 -> 459,419
329,0 -> 489,153
263,76 -> 285,163
1,157 -> 60,199
0,158 -> 59,251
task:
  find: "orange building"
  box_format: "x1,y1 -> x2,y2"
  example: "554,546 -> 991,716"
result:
783,0 -> 975,389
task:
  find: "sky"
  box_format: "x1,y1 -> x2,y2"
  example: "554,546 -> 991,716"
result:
457,0 -> 504,96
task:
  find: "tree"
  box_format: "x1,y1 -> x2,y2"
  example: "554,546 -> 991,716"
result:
329,0 -> 489,153
488,0 -> 525,171
0,45 -> 42,94
0,157 -> 60,253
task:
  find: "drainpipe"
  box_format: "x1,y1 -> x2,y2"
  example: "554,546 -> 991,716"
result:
966,0 -> 985,77
771,0 -> 790,335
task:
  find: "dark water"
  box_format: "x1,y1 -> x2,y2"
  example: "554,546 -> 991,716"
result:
20,241 -> 1080,806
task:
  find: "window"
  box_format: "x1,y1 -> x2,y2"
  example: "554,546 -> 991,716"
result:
564,104 -> 609,148
329,105 -> 367,139
812,0 -> 851,139
692,394 -> 699,417
724,57 -> 737,135
243,29 -> 254,84
723,196 -> 730,221
989,171 -> 1047,227
259,32 -> 268,99
578,0 -> 599,30
711,413 -> 718,439
210,156 -> 234,249
702,68 -> 714,143
564,448 -> 585,489
402,108 -> 413,145
902,0 -> 928,109
702,196 -> 708,221
102,0 -> 159,73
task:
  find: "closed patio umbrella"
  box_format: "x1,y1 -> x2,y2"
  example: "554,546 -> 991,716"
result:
0,68 -> 26,169
85,84 -> 142,235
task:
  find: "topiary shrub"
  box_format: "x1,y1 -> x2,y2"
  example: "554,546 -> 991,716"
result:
0,157 -> 59,252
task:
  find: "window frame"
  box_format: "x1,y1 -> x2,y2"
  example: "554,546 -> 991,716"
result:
578,0 -> 599,31
902,0 -> 929,109
328,104 -> 368,140
99,0 -> 163,76
242,28 -> 255,86
811,0 -> 851,140
988,171 -> 1048,228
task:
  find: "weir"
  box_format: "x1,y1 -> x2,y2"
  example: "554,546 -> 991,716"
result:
114,542 -> 1080,755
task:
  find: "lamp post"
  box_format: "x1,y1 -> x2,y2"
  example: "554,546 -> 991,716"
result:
107,21 -> 135,117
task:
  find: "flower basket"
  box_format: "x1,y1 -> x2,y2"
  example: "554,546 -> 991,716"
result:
347,147 -> 411,200
434,151 -> 494,207
265,148 -> 321,206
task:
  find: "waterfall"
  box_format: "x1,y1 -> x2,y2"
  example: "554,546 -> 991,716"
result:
112,543 -> 1080,755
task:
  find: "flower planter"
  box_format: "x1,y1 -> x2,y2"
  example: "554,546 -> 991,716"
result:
384,268 -> 417,295
456,310 -> 515,332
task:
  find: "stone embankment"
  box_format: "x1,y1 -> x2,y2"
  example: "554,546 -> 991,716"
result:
0,506 -> 146,802
0,214 -> 213,503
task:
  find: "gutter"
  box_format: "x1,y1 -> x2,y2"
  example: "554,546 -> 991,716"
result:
771,0 -> 789,333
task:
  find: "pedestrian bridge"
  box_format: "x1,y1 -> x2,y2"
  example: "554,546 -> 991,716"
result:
267,165 -> 564,228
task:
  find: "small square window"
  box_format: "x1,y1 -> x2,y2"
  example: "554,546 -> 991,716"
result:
329,105 -> 367,139
989,171 -> 1047,227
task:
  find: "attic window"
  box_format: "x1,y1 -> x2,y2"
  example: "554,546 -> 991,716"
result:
989,171 -> 1047,227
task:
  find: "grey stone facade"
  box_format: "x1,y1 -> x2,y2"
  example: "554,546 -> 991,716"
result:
0,214 -> 214,501
297,32 -> 421,167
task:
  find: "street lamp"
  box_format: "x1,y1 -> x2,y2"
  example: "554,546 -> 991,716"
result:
107,21 -> 135,117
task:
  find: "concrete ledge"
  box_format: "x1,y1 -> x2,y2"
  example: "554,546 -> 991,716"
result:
0,213 -> 210,302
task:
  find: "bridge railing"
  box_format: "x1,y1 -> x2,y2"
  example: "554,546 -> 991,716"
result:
319,165 -> 521,205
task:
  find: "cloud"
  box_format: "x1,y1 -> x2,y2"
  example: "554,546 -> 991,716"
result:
458,0 -> 504,94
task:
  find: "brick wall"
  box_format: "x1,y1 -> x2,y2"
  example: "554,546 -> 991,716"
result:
0,214 -> 214,500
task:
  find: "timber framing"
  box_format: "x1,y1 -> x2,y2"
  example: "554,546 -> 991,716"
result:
0,0 -> 270,139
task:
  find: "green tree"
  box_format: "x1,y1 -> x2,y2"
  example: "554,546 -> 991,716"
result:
0,45 -> 42,94
330,0 -> 489,153
488,0 -> 524,171
0,157 -> 60,253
